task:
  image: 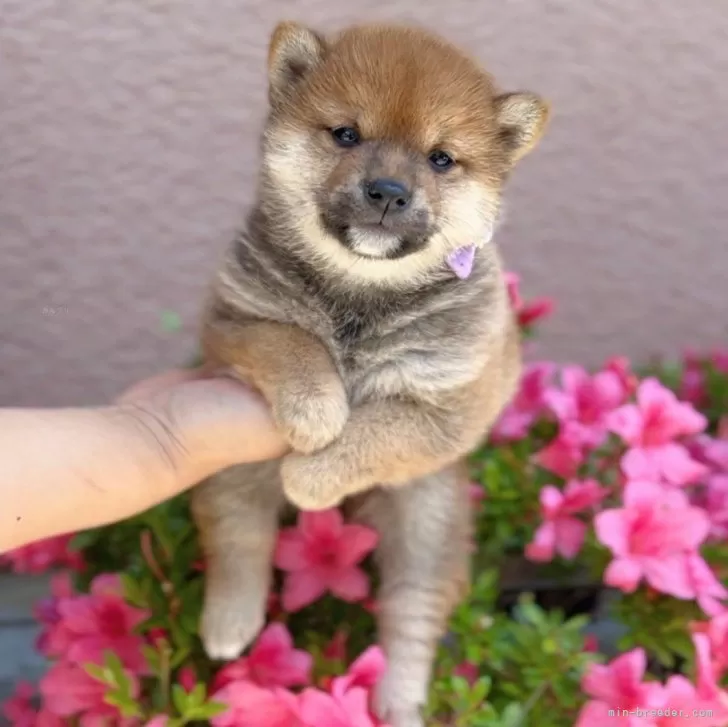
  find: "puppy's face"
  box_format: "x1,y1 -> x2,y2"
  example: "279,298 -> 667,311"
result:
261,23 -> 549,286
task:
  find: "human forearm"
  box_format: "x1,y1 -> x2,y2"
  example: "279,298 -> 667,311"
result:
0,377 -> 287,552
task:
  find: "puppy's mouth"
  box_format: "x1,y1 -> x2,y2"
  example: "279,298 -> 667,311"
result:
343,224 -> 403,259
321,216 -> 428,260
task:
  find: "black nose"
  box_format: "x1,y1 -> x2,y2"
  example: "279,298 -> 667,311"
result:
364,178 -> 412,211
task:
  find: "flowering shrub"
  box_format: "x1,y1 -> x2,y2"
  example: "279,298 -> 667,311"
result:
3,275 -> 728,726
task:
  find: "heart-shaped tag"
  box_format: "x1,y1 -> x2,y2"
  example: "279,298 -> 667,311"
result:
446,245 -> 476,279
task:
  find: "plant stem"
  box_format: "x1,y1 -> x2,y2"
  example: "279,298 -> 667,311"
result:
515,679 -> 550,726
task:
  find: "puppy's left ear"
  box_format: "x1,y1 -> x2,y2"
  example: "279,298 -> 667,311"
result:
494,92 -> 550,164
268,21 -> 327,109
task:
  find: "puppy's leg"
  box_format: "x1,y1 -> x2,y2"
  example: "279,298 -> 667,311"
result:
191,460 -> 284,660
203,316 -> 349,454
347,466 -> 472,727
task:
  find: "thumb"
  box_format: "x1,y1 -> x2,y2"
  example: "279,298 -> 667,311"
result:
119,375 -> 288,486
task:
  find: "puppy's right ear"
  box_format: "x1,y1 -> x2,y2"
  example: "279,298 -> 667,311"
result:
268,21 -> 326,108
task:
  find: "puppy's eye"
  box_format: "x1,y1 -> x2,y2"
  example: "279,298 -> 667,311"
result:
331,126 -> 361,147
428,150 -> 455,172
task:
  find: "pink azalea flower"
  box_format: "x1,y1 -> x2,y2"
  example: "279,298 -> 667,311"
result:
178,666 -> 197,693
212,623 -> 312,691
491,362 -> 555,442
686,632 -> 728,724
707,478 -> 728,533
44,573 -> 150,673
33,572 -> 75,655
583,634 -> 599,653
693,632 -> 722,699
517,297 -> 555,328
700,438 -> 728,473
692,613 -> 728,678
609,378 -> 708,486
685,552 -> 728,617
525,480 -> 608,562
575,649 -> 665,726
453,661 -> 479,685
595,481 -> 710,598
274,510 -> 379,613
504,271 -> 555,328
679,350 -> 707,407
40,660 -> 139,725
35,710 -> 65,727
604,356 -> 639,398
0,534 -> 83,574
298,686 -> 385,727
621,444 -> 709,487
2,682 -> 38,727
712,349 -> 728,374
211,681 -> 302,727
685,436 -> 728,485
504,271 -> 522,306
609,378 -> 708,446
655,675 -> 727,726
544,365 -> 627,448
1,686 -> 65,727
311,647 -> 388,724
331,646 -> 387,697
145,717 -> 169,727
534,421 -> 587,479
468,482 -> 485,506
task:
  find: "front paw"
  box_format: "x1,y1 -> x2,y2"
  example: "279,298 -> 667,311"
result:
273,380 -> 349,455
381,710 -> 424,727
280,452 -> 348,511
375,684 -> 425,727
200,592 -> 265,661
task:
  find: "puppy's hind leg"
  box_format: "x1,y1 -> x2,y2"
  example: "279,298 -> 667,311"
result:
347,465 -> 472,727
191,460 -> 284,661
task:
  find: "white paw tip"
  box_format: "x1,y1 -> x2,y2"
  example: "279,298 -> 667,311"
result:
204,639 -> 246,661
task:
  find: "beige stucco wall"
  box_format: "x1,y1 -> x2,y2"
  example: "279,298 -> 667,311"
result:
2,0 -> 727,407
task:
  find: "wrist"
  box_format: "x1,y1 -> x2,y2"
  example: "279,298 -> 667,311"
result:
107,402 -> 194,497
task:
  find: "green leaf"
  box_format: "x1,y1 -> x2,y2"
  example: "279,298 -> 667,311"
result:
170,646 -> 192,670
70,530 -> 100,551
143,645 -> 162,673
172,684 -> 189,715
84,663 -> 108,683
188,683 -> 207,708
103,651 -> 129,690
470,676 -> 492,704
160,309 -> 183,332
500,703 -> 525,727
120,573 -> 148,608
186,700 -> 229,719
451,675 -> 471,697
105,691 -> 143,718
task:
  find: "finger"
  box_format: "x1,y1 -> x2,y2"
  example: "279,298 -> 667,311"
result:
116,368 -> 211,403
154,378 -> 289,474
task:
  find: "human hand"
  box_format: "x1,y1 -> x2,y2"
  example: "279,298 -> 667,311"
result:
115,366 -> 289,474
0,368 -> 288,552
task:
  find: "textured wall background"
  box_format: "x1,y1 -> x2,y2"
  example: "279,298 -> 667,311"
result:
2,0 -> 727,406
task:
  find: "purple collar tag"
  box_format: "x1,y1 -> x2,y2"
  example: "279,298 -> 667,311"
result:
446,245 -> 476,279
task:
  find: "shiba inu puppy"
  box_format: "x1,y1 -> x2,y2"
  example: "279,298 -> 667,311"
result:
192,21 -> 549,726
